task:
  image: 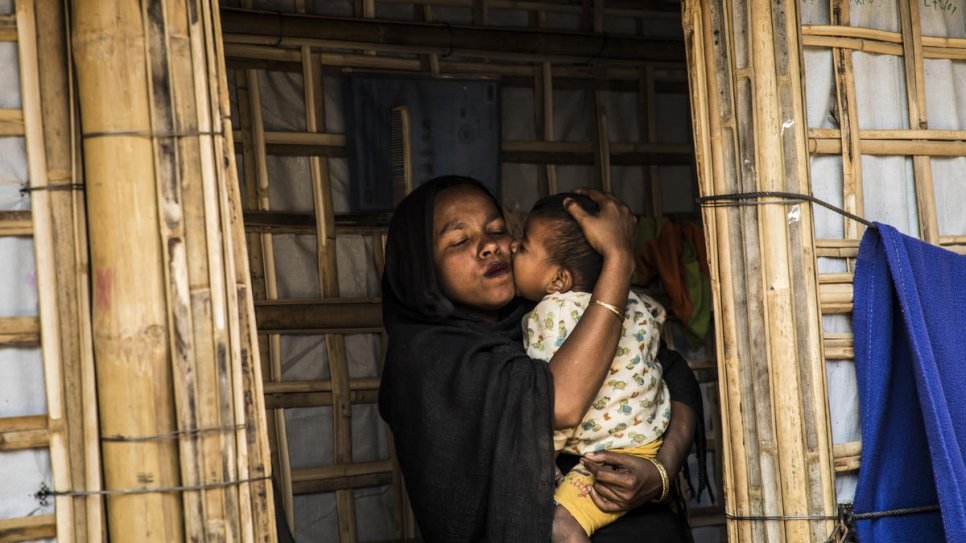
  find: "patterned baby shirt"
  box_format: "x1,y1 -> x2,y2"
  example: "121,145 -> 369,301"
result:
523,290 -> 671,455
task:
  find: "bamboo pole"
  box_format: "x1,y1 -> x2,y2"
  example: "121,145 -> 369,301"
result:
683,0 -> 837,540
71,0 -> 184,539
540,62 -> 559,194
898,0 -> 940,244
829,0 -> 864,240
642,66 -> 662,215
0,514 -> 57,542
420,5 -> 441,74
222,41 -> 692,85
593,89 -> 612,191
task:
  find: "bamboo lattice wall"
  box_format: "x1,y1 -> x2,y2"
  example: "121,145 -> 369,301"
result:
221,0 -> 724,540
0,0 -> 100,540
685,0 -> 966,541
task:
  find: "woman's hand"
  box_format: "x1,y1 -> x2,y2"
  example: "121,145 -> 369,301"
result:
580,401 -> 697,512
578,451 -> 663,512
564,188 -> 637,264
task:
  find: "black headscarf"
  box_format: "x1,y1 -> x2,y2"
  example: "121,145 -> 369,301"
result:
378,176 -> 557,542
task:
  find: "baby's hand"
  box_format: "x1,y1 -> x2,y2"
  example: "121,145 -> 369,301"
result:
555,465 -> 564,486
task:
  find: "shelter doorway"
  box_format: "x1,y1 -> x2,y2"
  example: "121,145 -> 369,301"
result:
221,1 -> 725,541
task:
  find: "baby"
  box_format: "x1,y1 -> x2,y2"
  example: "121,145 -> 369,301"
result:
511,193 -> 671,542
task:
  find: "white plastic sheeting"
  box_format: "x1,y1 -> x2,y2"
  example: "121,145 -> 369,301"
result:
801,0 -> 966,504
0,13 -> 55,537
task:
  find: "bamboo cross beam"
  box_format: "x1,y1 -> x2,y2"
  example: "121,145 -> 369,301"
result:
220,8 -> 685,63
0,514 -> 57,542
254,299 -> 383,332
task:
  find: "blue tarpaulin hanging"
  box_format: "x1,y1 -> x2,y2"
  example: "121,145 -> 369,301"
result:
853,222 -> 966,542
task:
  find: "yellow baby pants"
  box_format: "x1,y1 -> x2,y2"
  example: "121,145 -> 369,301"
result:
554,439 -> 663,536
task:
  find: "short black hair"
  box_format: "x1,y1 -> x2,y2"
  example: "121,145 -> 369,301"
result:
527,193 -> 602,292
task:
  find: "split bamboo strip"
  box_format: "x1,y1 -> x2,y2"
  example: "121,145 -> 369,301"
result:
473,0 -> 488,26
71,0 -> 184,539
0,108 -> 23,136
823,333 -> 854,360
808,138 -> 966,156
0,414 -> 48,450
642,66 -> 662,216
683,1 -> 750,538
801,34 -> 903,56
593,90 -> 612,191
802,25 -> 966,59
809,128 -> 966,141
0,14 -> 14,42
420,5 -> 441,74
254,299 -> 383,332
264,389 -> 379,410
221,41 -> 691,84
292,460 -> 393,483
818,283 -> 853,313
832,440 -> 861,472
830,0 -> 864,240
0,514 -> 57,543
233,65 -> 286,540
241,211 -> 389,236
302,53 -> 359,543
802,25 -> 904,44
244,66 -> 289,539
146,1 -> 216,538
683,0 -> 836,540
379,0 -> 678,19
263,377 -> 381,395
15,1 -> 85,541
535,62 -> 555,195
528,63 -> 548,196
898,0 -> 940,245
0,316 -> 39,346
209,0 -> 276,536
0,211 -> 32,236
219,8 -> 685,63
292,473 -> 393,495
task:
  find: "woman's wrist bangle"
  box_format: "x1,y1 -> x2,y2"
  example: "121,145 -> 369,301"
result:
591,299 -> 624,321
644,457 -> 670,503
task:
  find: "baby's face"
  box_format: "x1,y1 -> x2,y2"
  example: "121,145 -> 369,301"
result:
510,216 -> 560,302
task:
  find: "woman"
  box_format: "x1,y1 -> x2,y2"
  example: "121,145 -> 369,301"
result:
378,175 -> 705,542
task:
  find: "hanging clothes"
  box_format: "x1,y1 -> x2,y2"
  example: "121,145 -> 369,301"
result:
853,222 -> 966,542
634,217 -> 712,348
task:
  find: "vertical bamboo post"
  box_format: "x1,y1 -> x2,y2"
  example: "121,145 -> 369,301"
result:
542,63 -> 557,194
897,0 -> 939,243
16,1 -> 76,541
829,0 -> 864,240
641,67 -> 662,216
594,90 -> 612,192
682,0 -> 837,541
71,1 -> 184,540
420,6 -> 441,74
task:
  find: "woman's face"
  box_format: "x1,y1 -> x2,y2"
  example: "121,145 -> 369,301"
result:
432,185 -> 515,320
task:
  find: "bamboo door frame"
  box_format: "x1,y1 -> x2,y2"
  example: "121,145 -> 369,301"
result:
683,0 -> 837,541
